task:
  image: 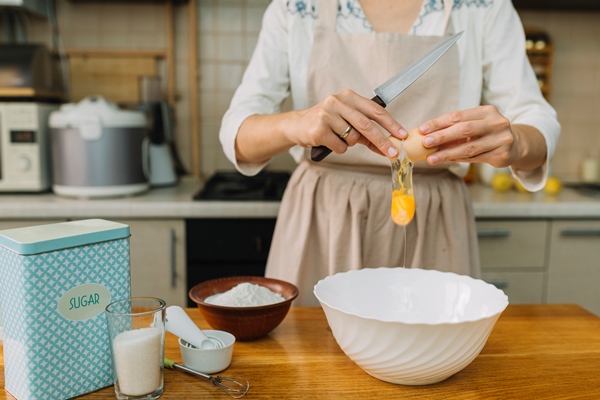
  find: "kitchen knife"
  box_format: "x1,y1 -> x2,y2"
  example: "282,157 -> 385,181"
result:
310,30 -> 464,162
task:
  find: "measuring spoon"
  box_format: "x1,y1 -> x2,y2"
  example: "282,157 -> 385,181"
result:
165,305 -> 225,349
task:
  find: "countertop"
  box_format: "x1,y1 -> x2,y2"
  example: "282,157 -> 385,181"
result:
2,305 -> 600,399
1,176 -> 599,219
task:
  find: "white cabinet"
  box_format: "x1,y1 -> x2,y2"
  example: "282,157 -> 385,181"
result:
547,220 -> 600,316
477,220 -> 549,305
115,219 -> 187,307
477,218 -> 600,316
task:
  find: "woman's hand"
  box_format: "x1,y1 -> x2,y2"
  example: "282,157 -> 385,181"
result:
409,105 -> 547,171
236,90 -> 405,164
289,89 -> 405,158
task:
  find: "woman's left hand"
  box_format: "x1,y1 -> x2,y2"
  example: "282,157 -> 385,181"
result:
410,105 -> 523,168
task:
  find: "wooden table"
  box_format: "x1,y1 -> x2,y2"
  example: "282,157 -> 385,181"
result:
2,305 -> 600,399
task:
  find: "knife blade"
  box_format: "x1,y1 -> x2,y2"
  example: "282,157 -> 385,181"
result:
310,30 -> 464,162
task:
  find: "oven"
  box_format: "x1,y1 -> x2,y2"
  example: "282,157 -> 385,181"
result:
186,170 -> 291,306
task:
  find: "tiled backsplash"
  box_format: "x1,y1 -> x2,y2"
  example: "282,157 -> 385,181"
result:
26,1 -> 600,181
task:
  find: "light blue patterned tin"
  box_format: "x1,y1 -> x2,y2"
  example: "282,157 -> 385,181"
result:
0,219 -> 131,400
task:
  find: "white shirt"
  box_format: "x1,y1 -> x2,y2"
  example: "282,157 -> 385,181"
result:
220,0 -> 560,191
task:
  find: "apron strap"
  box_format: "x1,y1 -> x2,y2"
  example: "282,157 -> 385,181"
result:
442,0 -> 453,34
316,0 -> 338,32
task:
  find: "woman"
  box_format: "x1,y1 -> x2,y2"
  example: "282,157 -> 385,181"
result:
220,0 -> 560,306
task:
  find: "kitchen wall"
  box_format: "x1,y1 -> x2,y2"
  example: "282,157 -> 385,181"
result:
24,1 -> 600,181
519,10 -> 600,181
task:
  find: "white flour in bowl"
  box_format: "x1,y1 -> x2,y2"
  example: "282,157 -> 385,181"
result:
205,282 -> 285,307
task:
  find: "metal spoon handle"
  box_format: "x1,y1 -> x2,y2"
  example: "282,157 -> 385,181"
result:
167,359 -> 212,380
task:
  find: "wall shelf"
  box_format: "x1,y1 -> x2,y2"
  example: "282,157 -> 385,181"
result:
524,28 -> 553,102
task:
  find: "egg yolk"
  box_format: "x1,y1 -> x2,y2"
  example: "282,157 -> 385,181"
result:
391,190 -> 415,226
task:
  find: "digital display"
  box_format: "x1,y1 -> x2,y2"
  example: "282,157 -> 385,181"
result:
10,130 -> 36,143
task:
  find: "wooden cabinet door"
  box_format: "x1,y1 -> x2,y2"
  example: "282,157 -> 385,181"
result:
116,219 -> 187,307
547,220 -> 600,316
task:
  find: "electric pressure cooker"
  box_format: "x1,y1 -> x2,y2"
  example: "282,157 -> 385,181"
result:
49,96 -> 149,198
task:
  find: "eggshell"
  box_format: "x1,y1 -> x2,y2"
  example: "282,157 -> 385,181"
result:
389,128 -> 439,162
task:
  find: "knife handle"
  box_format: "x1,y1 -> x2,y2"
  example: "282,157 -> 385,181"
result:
310,95 -> 387,162
310,146 -> 332,162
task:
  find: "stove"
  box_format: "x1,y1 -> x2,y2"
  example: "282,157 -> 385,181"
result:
193,170 -> 291,201
565,183 -> 600,198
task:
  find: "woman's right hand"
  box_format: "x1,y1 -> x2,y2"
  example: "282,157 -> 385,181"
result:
288,89 -> 405,158
235,90 -> 405,164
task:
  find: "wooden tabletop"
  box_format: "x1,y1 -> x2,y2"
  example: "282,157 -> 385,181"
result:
2,305 -> 600,399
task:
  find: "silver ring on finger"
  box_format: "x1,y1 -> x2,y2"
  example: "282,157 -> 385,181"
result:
339,125 -> 352,139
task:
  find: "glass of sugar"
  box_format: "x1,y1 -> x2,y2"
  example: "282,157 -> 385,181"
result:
105,297 -> 166,400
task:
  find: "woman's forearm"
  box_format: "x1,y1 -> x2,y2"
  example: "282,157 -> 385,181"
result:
234,112 -> 298,164
510,123 -> 548,171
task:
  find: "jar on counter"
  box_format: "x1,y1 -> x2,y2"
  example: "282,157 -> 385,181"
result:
581,152 -> 599,183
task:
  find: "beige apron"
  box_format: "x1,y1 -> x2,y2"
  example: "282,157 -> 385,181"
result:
265,0 -> 480,306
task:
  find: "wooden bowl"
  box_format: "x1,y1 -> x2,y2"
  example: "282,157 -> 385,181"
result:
189,276 -> 298,341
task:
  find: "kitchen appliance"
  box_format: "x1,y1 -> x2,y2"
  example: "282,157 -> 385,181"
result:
311,30 -> 463,161
125,75 -> 183,187
49,96 -> 149,198
0,44 -> 64,101
0,219 -> 131,400
0,102 -> 57,192
0,0 -> 53,18
193,170 -> 291,201
138,101 -> 178,187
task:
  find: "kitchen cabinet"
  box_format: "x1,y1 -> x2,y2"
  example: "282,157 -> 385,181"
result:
115,219 -> 187,307
477,220 -> 549,304
547,220 -> 600,316
477,218 -> 600,316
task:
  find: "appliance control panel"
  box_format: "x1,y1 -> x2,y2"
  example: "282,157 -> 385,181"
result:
0,103 -> 57,192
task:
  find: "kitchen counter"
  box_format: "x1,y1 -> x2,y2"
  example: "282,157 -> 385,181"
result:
1,305 -> 600,399
0,176 -> 600,219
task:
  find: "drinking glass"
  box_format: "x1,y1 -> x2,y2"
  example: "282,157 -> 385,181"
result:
105,297 -> 166,400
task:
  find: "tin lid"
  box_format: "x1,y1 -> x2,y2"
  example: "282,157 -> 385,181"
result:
0,219 -> 130,255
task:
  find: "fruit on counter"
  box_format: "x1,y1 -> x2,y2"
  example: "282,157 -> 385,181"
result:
388,128 -> 439,162
543,176 -> 563,195
491,173 -> 513,192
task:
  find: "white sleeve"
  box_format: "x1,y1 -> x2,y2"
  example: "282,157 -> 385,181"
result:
219,0 -> 291,176
481,0 -> 561,191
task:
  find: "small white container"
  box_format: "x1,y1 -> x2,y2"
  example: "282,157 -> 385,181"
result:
179,330 -> 236,374
581,158 -> 599,183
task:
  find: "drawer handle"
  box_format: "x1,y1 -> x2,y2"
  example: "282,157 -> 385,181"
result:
560,228 -> 600,237
477,229 -> 511,238
170,228 -> 176,288
486,280 -> 509,289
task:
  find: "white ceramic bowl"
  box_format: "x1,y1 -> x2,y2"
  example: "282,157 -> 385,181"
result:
179,330 -> 235,374
313,268 -> 508,386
